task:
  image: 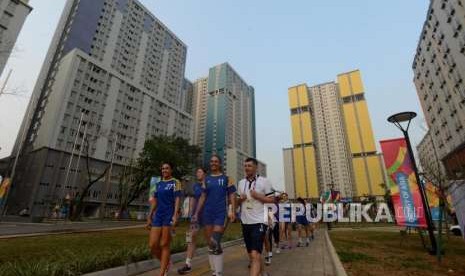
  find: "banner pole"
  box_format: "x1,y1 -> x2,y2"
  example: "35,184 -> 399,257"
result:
403,130 -> 437,254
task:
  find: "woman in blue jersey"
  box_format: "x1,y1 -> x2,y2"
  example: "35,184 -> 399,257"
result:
296,197 -> 311,247
279,193 -> 293,249
178,167 -> 207,275
193,155 -> 236,276
147,162 -> 182,276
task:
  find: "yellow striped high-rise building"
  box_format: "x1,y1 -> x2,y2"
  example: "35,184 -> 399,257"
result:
283,70 -> 386,199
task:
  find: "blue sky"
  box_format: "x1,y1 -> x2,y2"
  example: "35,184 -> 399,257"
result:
0,0 -> 430,189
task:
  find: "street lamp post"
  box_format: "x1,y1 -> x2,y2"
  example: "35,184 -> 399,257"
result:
387,111 -> 437,254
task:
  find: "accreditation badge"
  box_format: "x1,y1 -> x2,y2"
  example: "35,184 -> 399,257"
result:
245,199 -> 253,210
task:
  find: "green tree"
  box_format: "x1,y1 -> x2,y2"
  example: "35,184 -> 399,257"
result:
70,136 -> 109,221
117,135 -> 201,216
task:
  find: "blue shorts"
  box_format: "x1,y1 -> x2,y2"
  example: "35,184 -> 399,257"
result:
202,209 -> 227,227
242,223 -> 267,253
152,213 -> 172,227
296,216 -> 309,226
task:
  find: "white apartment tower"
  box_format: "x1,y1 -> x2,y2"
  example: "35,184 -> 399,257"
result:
310,82 -> 354,196
191,77 -> 208,147
413,0 -> 465,178
6,0 -> 192,217
0,0 -> 32,76
15,0 -> 192,163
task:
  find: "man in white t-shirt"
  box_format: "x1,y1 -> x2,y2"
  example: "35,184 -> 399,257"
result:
237,158 -> 275,276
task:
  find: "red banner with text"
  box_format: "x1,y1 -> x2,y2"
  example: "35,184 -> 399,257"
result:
380,138 -> 427,228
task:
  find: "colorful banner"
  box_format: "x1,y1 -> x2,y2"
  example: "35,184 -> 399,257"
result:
0,177 -> 11,207
320,190 -> 341,203
380,138 -> 427,228
450,180 -> 465,239
424,182 -> 441,221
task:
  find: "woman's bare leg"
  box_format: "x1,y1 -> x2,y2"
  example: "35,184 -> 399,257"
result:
159,226 -> 172,275
149,227 -> 162,260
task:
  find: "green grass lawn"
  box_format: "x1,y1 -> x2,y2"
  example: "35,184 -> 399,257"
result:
0,222 -> 242,276
330,230 -> 465,276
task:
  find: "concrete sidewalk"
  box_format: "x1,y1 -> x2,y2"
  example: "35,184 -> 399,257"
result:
139,229 -> 336,276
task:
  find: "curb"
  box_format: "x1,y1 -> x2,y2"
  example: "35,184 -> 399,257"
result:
0,224 -> 145,239
83,239 -> 244,276
325,231 -> 348,276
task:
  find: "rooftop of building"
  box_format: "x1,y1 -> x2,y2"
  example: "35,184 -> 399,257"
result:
336,69 -> 361,77
211,62 -> 254,89
412,0 -> 435,69
131,0 -> 188,48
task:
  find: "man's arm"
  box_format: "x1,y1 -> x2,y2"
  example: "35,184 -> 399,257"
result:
192,190 -> 206,222
227,178 -> 237,222
237,194 -> 247,205
251,178 -> 275,204
188,196 -> 196,217
228,192 -> 236,222
173,196 -> 180,226
251,192 -> 275,204
172,180 -> 182,226
236,181 -> 247,205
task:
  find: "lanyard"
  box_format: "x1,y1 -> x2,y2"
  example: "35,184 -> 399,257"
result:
243,175 -> 258,194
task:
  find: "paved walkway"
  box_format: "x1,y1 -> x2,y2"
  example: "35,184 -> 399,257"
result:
139,229 -> 335,276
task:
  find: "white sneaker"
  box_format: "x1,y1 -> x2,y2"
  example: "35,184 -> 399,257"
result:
275,248 -> 281,254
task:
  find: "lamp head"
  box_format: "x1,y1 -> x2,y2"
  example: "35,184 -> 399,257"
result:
387,112 -> 417,124
387,111 -> 417,132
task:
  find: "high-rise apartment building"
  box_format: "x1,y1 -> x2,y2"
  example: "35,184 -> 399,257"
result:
282,147 -> 296,199
413,0 -> 465,179
283,70 -> 386,199
192,63 -> 262,182
0,0 -> 32,76
286,84 -> 320,199
191,77 -> 208,147
181,78 -> 194,115
311,82 -> 354,196
203,63 -> 256,162
337,71 -> 385,197
6,0 -> 192,216
417,130 -> 447,183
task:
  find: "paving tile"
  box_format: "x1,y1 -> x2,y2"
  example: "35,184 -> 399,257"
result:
140,229 -> 336,276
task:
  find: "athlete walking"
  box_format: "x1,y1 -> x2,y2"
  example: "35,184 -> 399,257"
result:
296,197 -> 311,247
193,155 -> 236,276
178,168 -> 208,274
147,163 -> 182,276
279,193 -> 293,250
237,157 -> 275,276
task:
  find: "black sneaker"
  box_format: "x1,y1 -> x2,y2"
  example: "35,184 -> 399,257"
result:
177,264 -> 192,275
265,256 -> 271,266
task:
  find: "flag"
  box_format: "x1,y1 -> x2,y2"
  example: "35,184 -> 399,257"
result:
0,177 -> 12,207
148,176 -> 160,204
380,138 -> 427,228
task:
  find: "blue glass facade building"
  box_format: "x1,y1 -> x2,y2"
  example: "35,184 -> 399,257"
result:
203,63 -> 256,166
